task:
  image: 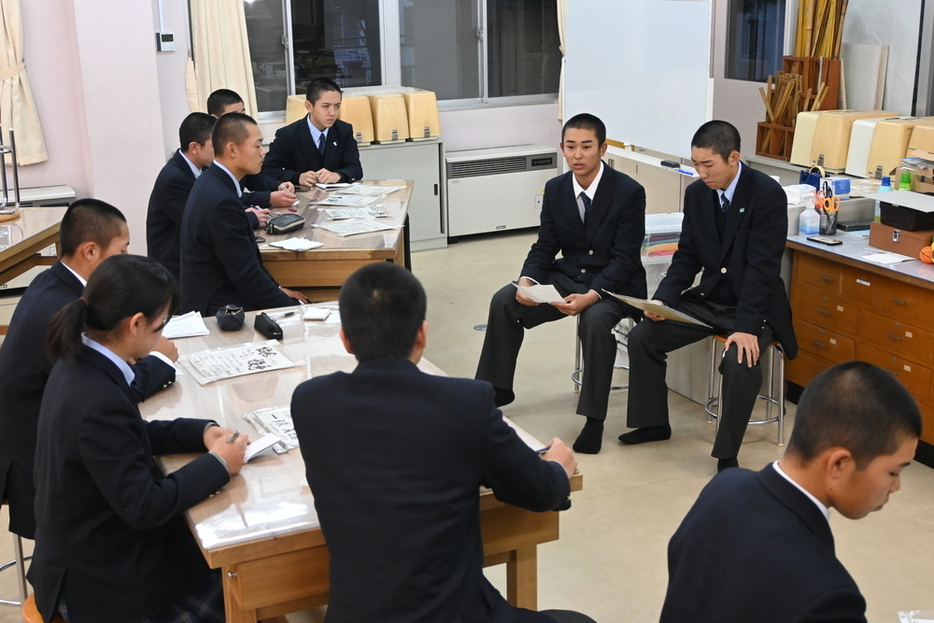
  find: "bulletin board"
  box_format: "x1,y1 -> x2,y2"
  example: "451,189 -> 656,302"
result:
564,0 -> 712,159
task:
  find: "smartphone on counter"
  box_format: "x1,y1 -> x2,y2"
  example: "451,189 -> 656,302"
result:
807,235 -> 843,246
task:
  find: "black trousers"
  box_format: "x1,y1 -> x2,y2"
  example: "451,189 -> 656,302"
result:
476,272 -> 630,420
625,299 -> 773,459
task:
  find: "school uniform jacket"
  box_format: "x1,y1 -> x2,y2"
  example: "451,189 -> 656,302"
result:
661,465 -> 866,622
0,262 -> 175,539
654,163 -> 798,357
179,163 -> 295,314
28,346 -> 229,622
262,117 -> 362,185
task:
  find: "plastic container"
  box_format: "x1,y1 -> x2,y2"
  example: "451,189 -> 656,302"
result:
874,176 -> 892,222
799,207 -> 820,236
900,170 -> 913,190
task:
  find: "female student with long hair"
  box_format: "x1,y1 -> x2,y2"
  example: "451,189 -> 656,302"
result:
28,254 -> 248,623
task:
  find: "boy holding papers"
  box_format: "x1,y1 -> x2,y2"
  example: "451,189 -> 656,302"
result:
476,113 -> 646,454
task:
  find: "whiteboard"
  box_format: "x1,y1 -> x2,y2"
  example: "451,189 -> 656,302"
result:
564,0 -> 712,159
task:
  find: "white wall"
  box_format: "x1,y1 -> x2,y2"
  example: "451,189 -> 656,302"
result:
439,103 -> 562,153
153,0 -> 195,160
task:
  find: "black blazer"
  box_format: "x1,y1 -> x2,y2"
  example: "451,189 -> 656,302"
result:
292,358 -> 570,623
655,163 -> 798,358
0,262 -> 175,539
147,151 -> 270,282
661,466 -> 866,622
28,346 -> 229,622
179,163 -> 295,315
147,150 -> 197,283
262,117 -> 362,185
521,165 -> 647,299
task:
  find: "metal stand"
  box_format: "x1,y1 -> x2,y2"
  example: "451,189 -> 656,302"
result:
0,128 -> 22,211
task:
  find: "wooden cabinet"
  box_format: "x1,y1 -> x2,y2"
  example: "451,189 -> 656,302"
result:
788,244 -> 934,444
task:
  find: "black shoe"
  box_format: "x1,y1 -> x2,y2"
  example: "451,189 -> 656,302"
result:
572,417 -> 604,454
618,424 -> 672,445
493,387 -> 515,408
717,457 -> 739,472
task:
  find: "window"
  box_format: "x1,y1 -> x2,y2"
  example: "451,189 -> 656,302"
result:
725,0 -> 786,82
243,0 -> 560,115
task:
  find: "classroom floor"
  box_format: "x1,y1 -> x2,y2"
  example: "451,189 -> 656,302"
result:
1,230 -> 933,622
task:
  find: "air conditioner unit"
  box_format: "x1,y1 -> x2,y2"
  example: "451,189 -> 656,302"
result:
446,145 -> 557,237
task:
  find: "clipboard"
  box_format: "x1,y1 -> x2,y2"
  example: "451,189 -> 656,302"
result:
605,292 -> 711,327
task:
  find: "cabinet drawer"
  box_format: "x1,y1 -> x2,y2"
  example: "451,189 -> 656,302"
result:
919,400 -> 934,445
858,308 -> 934,366
786,349 -> 836,388
791,284 -> 858,334
856,342 -> 932,398
794,253 -> 843,294
841,269 -> 932,321
793,319 -> 854,362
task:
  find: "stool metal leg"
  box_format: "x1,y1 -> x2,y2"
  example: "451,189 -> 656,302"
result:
0,532 -> 29,607
573,316 -> 582,393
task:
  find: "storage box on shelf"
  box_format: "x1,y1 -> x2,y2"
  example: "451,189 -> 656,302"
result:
787,248 -> 934,444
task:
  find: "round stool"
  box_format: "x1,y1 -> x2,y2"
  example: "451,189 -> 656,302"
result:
22,593 -> 64,623
0,500 -> 29,607
571,316 -> 631,392
703,335 -> 786,446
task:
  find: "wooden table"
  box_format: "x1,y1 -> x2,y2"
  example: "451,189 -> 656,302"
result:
144,309 -> 582,622
0,207 -> 66,334
260,182 -> 412,301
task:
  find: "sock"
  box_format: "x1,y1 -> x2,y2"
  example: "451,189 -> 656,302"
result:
717,457 -> 739,472
573,417 -> 604,454
493,387 -> 515,408
617,424 -> 672,445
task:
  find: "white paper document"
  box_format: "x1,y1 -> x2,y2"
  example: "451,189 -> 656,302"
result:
607,293 -> 711,327
336,183 -> 405,196
244,433 -> 284,462
314,182 -> 352,190
511,282 -> 565,304
322,207 -> 391,220
268,238 -> 324,252
179,340 -> 300,385
163,311 -> 210,339
244,404 -> 299,452
312,194 -> 379,207
862,252 -> 914,265
318,218 -> 400,237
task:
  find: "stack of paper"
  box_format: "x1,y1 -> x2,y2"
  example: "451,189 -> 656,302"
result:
269,238 -> 324,252
318,218 -> 400,237
163,311 -> 210,339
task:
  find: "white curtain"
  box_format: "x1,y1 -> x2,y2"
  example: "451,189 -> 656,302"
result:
557,0 -> 567,121
0,0 -> 47,165
187,0 -> 259,117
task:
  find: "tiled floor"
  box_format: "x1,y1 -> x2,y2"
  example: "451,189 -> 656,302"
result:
1,230 -> 933,622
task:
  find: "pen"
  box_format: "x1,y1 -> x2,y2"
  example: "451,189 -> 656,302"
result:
675,169 -> 697,177
269,310 -> 296,319
535,446 -> 550,455
227,430 -> 240,444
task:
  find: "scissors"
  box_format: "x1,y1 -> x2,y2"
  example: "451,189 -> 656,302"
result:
815,185 -> 839,214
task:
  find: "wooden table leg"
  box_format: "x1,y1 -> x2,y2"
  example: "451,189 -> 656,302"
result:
506,545 -> 538,610
223,567 -> 259,623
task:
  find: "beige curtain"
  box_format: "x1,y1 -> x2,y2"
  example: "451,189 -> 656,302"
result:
187,0 -> 259,117
0,0 -> 47,165
557,0 -> 567,121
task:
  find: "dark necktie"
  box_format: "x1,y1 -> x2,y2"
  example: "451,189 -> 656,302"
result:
720,194 -> 730,213
318,133 -> 326,155
580,192 -> 592,223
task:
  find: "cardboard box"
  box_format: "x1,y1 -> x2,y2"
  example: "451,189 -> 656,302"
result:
337,95 -> 375,144
909,124 -> 934,153
866,117 -> 934,179
810,109 -> 897,173
906,147 -> 934,194
790,111 -> 820,166
869,221 -> 934,258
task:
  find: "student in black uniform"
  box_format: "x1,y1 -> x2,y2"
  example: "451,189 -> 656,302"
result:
29,254 -> 248,623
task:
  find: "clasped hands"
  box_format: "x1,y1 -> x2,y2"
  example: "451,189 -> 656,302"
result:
299,169 -> 341,186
